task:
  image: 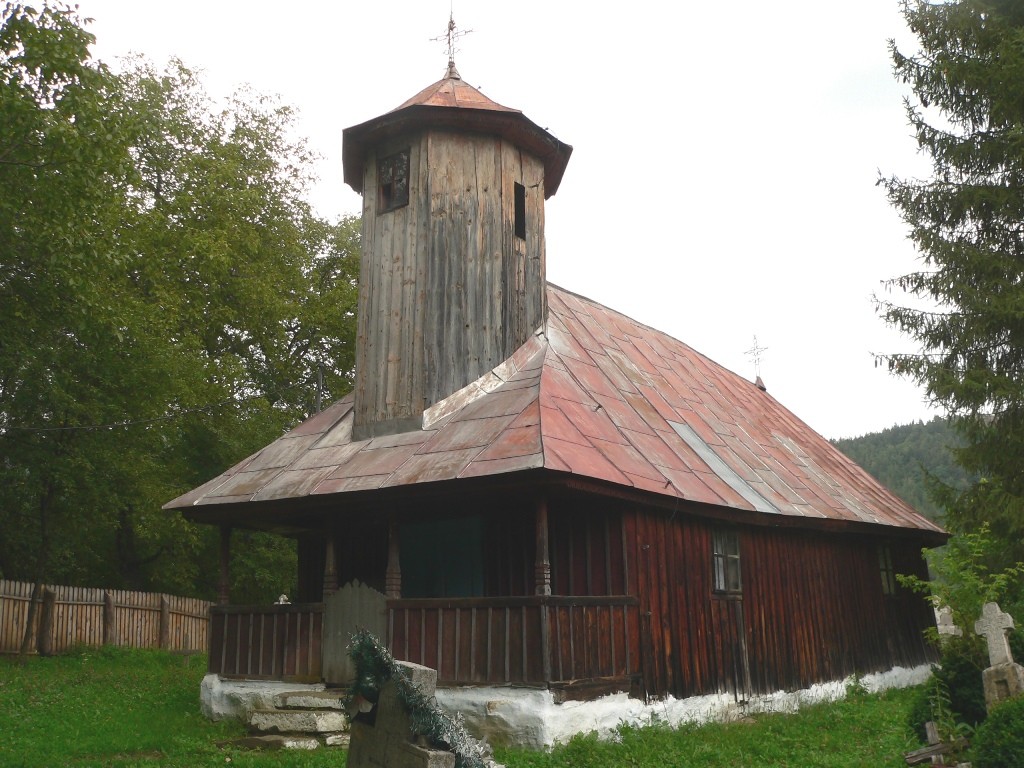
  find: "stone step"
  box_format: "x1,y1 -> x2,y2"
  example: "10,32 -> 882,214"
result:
248,708 -> 348,735
220,734 -> 321,751
272,689 -> 348,711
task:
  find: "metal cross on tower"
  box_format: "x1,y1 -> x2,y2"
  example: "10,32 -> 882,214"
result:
432,11 -> 472,69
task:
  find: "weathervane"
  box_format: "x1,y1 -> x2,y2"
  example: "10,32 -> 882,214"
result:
745,335 -> 768,378
432,11 -> 472,73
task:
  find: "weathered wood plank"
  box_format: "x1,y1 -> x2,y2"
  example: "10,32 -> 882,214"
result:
0,580 -> 209,655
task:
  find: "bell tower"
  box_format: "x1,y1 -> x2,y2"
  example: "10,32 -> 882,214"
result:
343,62 -> 571,439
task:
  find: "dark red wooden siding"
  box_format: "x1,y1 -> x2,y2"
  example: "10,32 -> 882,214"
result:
549,503 -> 628,597
626,508 -> 936,699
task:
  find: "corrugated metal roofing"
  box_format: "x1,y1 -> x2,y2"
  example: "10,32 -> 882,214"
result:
165,285 -> 945,538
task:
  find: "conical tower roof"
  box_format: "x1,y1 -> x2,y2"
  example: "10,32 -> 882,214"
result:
343,66 -> 572,198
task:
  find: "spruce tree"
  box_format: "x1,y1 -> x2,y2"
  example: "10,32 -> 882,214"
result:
880,0 -> 1024,569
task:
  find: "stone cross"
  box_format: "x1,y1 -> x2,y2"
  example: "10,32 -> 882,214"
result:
974,601 -> 1024,711
975,601 -> 1015,667
935,606 -> 962,637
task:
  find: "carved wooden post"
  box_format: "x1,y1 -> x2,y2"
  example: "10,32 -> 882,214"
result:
323,532 -> 339,597
218,526 -> 231,605
534,498 -> 551,596
385,520 -> 401,598
535,497 -> 553,683
102,591 -> 117,646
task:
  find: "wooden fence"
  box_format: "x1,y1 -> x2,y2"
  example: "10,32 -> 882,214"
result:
0,580 -> 211,655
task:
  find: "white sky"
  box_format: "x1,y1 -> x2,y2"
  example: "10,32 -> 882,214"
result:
73,0 -> 941,440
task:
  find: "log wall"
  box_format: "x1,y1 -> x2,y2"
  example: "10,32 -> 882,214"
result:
0,579 -> 210,655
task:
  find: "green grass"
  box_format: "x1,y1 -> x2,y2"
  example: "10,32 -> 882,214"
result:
0,646 -> 342,768
2,647 -> 925,767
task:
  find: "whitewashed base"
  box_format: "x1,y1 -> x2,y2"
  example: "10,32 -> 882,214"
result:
201,664 -> 932,750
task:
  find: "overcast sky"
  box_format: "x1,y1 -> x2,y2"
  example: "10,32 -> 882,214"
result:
73,0 -> 942,440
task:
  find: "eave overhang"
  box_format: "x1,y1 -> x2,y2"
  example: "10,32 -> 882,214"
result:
343,105 -> 572,199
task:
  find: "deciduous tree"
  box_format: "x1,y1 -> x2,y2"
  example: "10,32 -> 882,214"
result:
0,4 -> 359,607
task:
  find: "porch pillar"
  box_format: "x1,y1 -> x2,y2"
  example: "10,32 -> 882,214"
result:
323,532 -> 339,597
535,497 -> 553,683
534,498 -> 551,596
218,525 -> 231,605
385,520 -> 401,598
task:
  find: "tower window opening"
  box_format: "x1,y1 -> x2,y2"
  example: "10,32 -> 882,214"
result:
378,150 -> 410,212
514,182 -> 526,239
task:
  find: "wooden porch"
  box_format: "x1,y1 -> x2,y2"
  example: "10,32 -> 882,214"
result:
208,595 -> 641,695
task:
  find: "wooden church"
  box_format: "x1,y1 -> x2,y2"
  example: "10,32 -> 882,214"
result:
166,60 -> 946,703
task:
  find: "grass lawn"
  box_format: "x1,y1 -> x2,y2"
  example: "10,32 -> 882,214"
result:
1,646 -> 926,767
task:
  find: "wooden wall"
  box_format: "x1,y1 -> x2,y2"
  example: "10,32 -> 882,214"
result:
549,503 -> 628,597
353,129 -> 547,437
0,580 -> 210,655
294,493 -> 936,700
297,522 -> 390,603
624,509 -> 937,700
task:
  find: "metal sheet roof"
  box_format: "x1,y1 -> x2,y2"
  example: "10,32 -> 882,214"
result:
342,69 -> 572,198
165,285 -> 945,538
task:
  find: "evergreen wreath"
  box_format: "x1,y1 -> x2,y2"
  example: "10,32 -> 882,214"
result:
345,629 -> 492,768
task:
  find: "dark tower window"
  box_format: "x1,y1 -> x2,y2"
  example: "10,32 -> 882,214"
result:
514,182 -> 526,239
378,149 -> 410,212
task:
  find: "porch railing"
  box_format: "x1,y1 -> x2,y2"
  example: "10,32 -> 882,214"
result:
386,595 -> 640,686
207,595 -> 640,688
208,603 -> 323,683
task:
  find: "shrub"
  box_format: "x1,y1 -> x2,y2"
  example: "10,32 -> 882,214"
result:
907,636 -> 987,740
971,695 -> 1024,768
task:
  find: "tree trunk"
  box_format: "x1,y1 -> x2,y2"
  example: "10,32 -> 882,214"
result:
18,581 -> 43,659
19,484 -> 54,660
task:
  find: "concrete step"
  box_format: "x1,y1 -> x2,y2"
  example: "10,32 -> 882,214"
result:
248,708 -> 348,735
272,689 -> 348,711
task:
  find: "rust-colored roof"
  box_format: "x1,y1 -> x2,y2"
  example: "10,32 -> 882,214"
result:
342,68 -> 572,199
394,63 -> 520,112
165,286 -> 946,540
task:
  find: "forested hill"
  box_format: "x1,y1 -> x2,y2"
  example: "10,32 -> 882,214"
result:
831,418 -> 972,522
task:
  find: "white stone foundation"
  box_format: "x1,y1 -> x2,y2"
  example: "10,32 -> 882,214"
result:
435,664 -> 933,750
201,664 -> 932,750
200,674 -> 326,721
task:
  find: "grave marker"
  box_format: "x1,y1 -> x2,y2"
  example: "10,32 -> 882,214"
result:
973,601 -> 1024,710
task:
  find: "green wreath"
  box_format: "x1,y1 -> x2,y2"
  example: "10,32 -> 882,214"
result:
345,629 -> 491,768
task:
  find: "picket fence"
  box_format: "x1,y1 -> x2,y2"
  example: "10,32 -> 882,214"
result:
0,579 -> 211,655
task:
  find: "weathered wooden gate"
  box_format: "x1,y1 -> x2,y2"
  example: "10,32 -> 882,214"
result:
322,580 -> 387,685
